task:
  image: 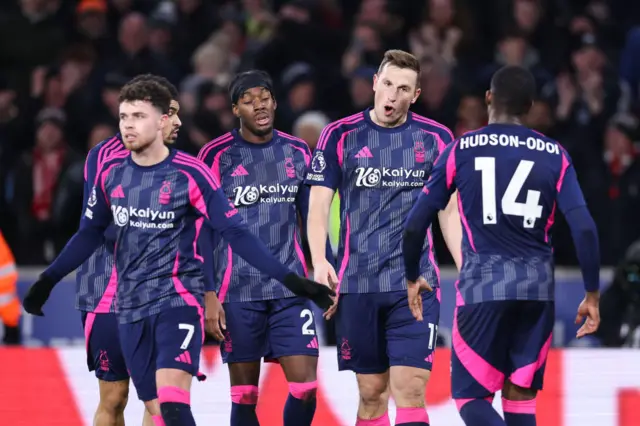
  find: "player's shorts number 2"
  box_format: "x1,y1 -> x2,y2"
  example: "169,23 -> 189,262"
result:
300,309 -> 315,335
475,157 -> 543,228
179,323 -> 195,350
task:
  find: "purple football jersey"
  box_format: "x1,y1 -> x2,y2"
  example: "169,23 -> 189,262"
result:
197,130 -> 310,302
413,123 -> 588,303
304,108 -> 453,294
75,134 -> 128,313
83,149 -> 245,323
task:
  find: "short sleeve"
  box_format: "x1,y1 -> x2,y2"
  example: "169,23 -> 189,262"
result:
421,139 -> 458,211
556,152 -> 587,215
304,125 -> 342,190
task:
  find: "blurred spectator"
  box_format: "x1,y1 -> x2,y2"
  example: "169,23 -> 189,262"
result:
454,94 -> 487,137
343,67 -> 375,116
292,111 -> 330,151
276,62 -> 318,132
413,56 -> 459,130
6,108 -> 83,264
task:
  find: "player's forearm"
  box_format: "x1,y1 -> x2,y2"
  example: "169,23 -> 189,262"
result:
565,206 -> 601,293
297,187 -> 334,266
307,195 -> 332,266
221,226 -> 291,283
43,227 -> 105,283
438,192 -> 463,271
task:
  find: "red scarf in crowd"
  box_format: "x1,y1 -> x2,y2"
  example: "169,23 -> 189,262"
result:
31,147 -> 66,221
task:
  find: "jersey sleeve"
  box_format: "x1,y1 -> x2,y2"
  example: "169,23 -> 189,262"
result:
189,165 -> 293,283
403,141 -> 458,281
82,147 -> 101,213
556,152 -> 587,215
304,125 -> 342,190
42,166 -> 113,283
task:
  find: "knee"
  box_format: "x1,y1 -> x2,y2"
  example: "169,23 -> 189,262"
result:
99,384 -> 128,414
358,379 -> 389,407
390,368 -> 429,406
230,385 -> 259,405
289,380 -> 318,401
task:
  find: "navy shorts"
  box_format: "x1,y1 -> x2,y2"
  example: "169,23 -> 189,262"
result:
451,300 -> 554,399
221,297 -> 319,364
334,289 -> 440,374
118,306 -> 204,401
81,312 -> 129,382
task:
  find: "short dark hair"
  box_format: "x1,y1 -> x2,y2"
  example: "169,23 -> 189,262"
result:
490,65 -> 536,116
118,80 -> 172,114
128,74 -> 178,99
378,49 -> 421,81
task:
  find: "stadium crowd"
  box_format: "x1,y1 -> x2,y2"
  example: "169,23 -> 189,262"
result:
0,0 -> 638,269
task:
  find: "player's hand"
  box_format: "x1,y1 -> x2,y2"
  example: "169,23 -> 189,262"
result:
23,275 -> 57,316
283,273 -> 336,310
575,291 -> 600,338
312,259 -> 339,319
204,291 -> 226,341
407,276 -> 433,322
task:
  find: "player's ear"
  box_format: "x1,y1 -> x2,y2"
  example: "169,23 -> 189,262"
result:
412,87 -> 422,104
232,104 -> 240,118
485,90 -> 492,106
372,74 -> 378,91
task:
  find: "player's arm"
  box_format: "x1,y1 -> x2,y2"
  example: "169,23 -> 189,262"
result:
198,224 -> 217,292
23,170 -> 112,315
192,166 -> 335,308
304,126 -> 342,274
556,153 -> 601,337
556,156 -> 600,294
404,142 -> 457,282
296,179 -> 335,268
433,135 -> 462,270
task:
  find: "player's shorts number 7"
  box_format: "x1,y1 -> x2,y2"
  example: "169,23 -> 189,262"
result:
475,157 -> 543,228
179,323 -> 195,350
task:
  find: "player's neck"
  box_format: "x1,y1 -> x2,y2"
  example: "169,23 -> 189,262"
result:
369,108 -> 408,128
131,139 -> 170,167
488,111 -> 522,125
239,127 -> 272,144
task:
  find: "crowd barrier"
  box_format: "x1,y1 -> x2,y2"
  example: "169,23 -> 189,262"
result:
14,267 -> 614,347
0,347 -> 638,425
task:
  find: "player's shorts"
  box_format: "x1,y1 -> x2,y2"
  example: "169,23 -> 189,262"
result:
221,297 -> 319,364
118,305 -> 204,401
451,300 -> 555,399
334,289 -> 440,374
80,312 -> 129,382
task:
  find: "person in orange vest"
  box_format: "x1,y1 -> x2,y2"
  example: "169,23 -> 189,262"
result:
0,230 -> 20,344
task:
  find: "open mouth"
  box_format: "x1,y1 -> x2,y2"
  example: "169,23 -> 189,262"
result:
383,106 -> 395,116
124,133 -> 137,141
255,114 -> 270,126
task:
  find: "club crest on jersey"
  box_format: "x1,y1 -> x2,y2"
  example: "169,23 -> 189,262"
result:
284,157 -> 296,178
414,141 -> 426,163
87,186 -> 98,207
311,151 -> 326,173
159,181 -> 172,205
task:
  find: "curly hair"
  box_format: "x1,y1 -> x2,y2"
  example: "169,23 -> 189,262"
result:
118,80 -> 172,114
128,74 -> 179,100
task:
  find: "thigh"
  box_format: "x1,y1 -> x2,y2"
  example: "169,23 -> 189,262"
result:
222,301 -> 269,364
334,293 -> 388,374
155,306 -> 204,377
266,297 -> 320,360
508,301 -> 555,390
451,301 -> 513,399
82,312 -> 129,382
118,318 -> 157,402
386,290 -> 440,371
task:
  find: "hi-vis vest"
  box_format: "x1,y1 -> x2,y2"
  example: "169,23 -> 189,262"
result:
0,231 -> 18,310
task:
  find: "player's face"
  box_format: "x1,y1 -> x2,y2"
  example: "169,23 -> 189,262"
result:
163,100 -> 182,144
119,100 -> 168,152
372,65 -> 421,127
233,87 -> 277,137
